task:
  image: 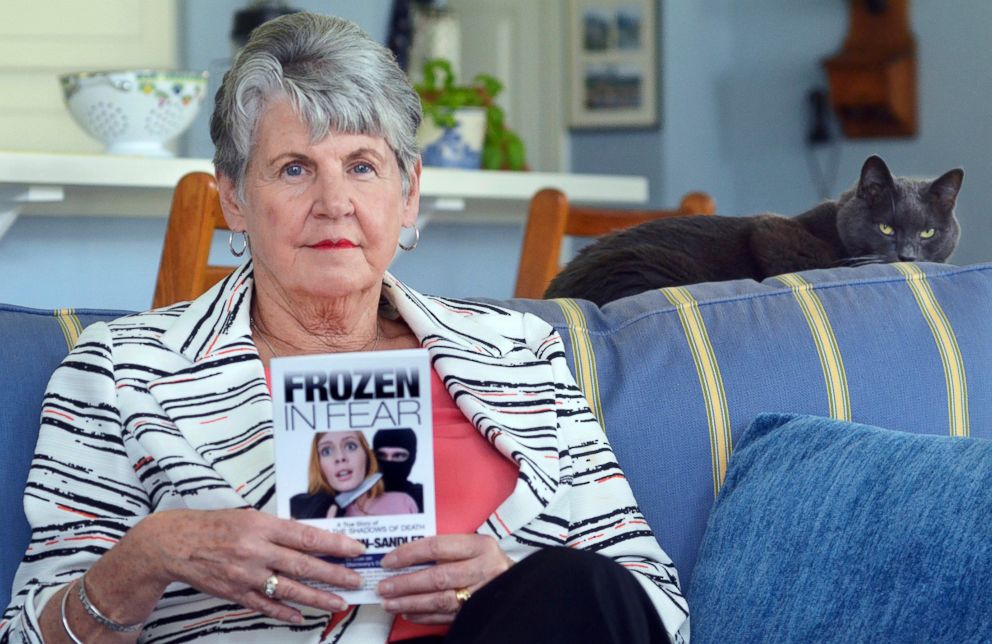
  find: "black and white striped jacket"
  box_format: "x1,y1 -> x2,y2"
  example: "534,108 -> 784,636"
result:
2,262 -> 689,643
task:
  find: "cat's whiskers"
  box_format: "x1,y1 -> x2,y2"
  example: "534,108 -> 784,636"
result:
836,255 -> 886,267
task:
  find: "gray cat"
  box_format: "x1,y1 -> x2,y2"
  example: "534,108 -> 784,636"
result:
544,155 -> 964,306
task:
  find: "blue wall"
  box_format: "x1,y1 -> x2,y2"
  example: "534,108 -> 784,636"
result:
574,1 -> 991,264
0,217 -> 168,312
1,1 -> 989,310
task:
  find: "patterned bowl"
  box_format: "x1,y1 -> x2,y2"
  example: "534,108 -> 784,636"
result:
60,69 -> 208,157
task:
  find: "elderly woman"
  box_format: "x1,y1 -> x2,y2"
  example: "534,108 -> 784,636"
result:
1,12 -> 688,644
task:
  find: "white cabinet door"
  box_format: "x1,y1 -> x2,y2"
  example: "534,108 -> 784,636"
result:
0,0 -> 179,153
450,0 -> 567,172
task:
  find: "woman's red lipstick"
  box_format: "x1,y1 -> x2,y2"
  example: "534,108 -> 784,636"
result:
310,239 -> 356,249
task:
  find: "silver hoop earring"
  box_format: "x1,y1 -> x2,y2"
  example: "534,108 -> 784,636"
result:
229,231 -> 249,257
398,226 -> 419,252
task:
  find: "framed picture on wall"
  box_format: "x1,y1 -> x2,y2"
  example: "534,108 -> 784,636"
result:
567,0 -> 658,129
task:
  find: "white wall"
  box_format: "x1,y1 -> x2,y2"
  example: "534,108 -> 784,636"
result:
0,1 -> 178,154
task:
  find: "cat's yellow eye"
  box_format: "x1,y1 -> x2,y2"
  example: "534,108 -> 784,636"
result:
920,228 -> 936,239
878,223 -> 895,236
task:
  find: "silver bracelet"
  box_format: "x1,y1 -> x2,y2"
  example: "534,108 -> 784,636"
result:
60,581 -> 85,644
77,574 -> 144,633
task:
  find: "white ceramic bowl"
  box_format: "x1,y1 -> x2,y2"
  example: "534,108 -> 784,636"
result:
60,69 -> 208,157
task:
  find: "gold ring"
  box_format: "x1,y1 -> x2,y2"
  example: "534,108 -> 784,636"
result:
454,587 -> 472,606
262,574 -> 279,599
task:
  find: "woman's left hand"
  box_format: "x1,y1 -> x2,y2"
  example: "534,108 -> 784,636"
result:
376,534 -> 512,623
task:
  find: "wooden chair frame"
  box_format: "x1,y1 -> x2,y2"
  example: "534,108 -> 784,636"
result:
513,188 -> 716,299
152,172 -> 232,309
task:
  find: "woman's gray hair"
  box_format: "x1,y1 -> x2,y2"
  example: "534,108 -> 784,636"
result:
211,12 -> 422,200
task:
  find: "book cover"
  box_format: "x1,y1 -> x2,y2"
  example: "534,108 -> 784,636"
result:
271,348 -> 436,604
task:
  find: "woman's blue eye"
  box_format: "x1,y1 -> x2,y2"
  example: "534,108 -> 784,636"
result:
285,163 -> 304,177
345,440 -> 359,451
319,446 -> 333,457
353,162 -> 373,174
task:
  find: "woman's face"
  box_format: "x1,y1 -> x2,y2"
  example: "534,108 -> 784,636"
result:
316,431 -> 368,492
218,98 -> 421,302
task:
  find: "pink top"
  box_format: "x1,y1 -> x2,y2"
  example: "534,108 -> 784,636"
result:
387,370 -> 519,642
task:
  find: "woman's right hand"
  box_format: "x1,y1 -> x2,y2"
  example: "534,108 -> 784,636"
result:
133,508 -> 365,623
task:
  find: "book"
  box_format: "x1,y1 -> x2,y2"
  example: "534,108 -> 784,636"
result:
271,348 -> 436,604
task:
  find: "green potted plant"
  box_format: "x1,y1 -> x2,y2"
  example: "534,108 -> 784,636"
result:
414,58 -> 527,171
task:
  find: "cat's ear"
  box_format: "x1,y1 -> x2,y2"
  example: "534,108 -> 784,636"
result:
857,155 -> 895,206
928,168 -> 964,212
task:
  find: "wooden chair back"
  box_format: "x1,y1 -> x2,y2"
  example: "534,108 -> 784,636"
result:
514,188 -> 716,299
152,172 -> 233,309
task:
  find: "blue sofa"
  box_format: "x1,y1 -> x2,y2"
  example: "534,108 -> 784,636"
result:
4,261 -> 992,640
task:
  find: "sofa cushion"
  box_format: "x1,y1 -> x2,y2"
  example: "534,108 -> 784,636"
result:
687,412 -> 992,643
0,304 -> 127,610
501,262 -> 992,584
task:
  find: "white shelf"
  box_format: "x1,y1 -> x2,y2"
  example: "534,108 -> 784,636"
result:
0,151 -> 648,228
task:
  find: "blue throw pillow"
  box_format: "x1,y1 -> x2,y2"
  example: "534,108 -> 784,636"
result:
688,413 -> 992,643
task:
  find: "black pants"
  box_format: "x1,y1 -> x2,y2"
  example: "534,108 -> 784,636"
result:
400,546 -> 672,644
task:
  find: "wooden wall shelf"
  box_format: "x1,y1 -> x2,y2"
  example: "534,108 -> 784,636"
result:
823,0 -> 917,138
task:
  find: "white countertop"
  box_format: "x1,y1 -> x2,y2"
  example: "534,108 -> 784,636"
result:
0,151 -> 648,237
